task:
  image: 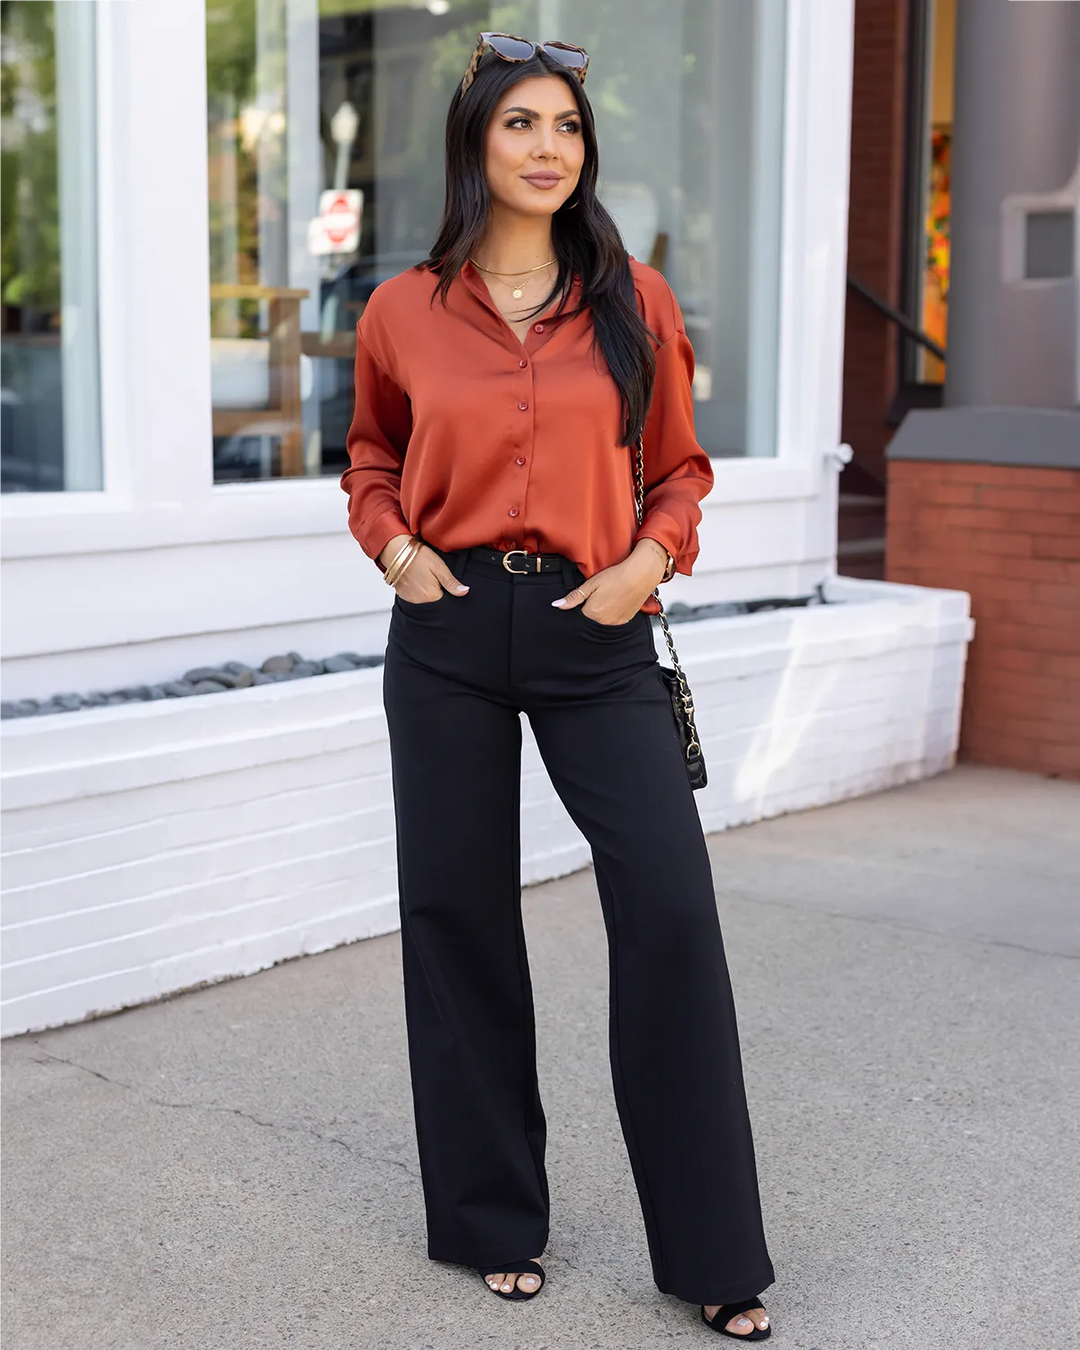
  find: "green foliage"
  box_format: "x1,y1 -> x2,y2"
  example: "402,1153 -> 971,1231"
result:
1,0 -> 61,314
206,0 -> 262,324
205,0 -> 258,106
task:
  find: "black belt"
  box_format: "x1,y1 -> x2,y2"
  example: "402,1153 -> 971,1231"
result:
463,546 -> 569,575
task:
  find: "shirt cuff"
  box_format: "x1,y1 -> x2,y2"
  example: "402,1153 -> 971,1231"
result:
364,510 -> 413,572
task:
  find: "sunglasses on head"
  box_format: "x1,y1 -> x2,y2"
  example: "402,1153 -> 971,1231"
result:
459,31 -> 590,98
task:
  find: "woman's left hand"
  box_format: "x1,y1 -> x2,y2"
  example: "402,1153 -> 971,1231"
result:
551,540 -> 670,625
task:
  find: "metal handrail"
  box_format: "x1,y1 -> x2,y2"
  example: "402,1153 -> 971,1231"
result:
847,275 -> 947,362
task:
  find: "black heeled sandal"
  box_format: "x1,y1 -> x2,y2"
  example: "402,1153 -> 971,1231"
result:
478,1259 -> 546,1300
701,1295 -> 771,1339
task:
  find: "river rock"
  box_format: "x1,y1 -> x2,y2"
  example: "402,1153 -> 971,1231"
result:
261,655 -> 293,674
211,670 -> 254,689
191,680 -> 229,695
183,666 -> 227,684
162,681 -> 197,697
693,602 -> 743,621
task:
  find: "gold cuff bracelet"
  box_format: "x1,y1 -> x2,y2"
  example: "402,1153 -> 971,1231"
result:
384,536 -> 421,587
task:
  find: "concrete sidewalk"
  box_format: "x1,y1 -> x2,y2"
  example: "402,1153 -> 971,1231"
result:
3,765 -> 1078,1350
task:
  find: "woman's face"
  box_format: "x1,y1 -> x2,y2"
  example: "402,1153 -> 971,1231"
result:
483,75 -> 585,218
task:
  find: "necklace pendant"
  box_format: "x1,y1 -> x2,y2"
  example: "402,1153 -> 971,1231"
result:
512,286 -> 524,300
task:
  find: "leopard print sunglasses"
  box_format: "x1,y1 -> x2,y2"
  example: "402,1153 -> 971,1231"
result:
459,32 -> 590,98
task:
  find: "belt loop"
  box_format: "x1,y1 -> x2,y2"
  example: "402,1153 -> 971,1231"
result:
559,555 -> 577,593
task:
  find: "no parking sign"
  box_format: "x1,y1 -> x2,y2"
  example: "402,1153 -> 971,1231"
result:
307,189 -> 363,256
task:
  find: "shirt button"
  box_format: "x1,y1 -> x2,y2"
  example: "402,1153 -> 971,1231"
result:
533,323 -> 544,333
519,358 -> 528,368
515,456 -> 526,466
507,539 -> 517,549
518,401 -> 528,411
508,507 -> 519,517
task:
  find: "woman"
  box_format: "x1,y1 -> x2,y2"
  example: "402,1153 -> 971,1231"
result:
340,32 -> 776,1340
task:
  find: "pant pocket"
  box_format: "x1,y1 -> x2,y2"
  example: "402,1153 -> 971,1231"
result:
578,608 -> 643,637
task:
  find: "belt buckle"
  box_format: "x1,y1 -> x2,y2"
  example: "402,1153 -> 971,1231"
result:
502,548 -> 540,574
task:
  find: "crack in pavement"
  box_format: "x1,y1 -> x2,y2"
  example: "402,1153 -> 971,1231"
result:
716,886 -> 1079,961
554,1252 -> 638,1301
27,1043 -> 419,1178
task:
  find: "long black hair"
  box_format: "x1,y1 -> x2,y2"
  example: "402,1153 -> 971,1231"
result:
419,48 -> 656,447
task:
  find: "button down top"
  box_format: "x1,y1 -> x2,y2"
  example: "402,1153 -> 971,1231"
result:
341,257 -> 714,614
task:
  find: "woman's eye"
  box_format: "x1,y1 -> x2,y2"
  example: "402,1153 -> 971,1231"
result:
503,116 -> 580,133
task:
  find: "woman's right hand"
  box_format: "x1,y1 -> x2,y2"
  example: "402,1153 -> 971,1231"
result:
379,535 -> 470,602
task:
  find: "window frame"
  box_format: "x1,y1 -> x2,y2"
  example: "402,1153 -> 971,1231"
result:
1,0 -> 104,499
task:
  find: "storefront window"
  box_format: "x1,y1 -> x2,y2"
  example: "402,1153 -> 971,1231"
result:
903,0 -> 954,387
205,0 -> 786,483
1,1 -> 102,494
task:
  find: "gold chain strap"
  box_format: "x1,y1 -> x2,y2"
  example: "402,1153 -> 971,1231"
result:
635,437 -> 701,758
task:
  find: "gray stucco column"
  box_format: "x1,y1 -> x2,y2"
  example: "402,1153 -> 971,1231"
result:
945,0 -> 1079,411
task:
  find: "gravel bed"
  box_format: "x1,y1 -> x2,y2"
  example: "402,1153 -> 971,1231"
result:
1,651 -> 383,721
663,592 -> 820,623
1,592 -> 820,722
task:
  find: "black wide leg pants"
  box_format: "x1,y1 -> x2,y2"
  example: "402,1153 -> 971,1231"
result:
382,545 -> 775,1305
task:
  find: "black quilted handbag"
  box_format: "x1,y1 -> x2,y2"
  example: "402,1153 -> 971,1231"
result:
634,436 -> 708,790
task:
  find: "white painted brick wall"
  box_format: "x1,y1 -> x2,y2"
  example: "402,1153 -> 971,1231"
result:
0,577 -> 972,1037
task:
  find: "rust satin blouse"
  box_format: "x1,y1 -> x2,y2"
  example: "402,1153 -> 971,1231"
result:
340,256 -> 714,615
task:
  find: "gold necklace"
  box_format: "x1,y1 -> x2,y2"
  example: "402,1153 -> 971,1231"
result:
469,255 -> 556,300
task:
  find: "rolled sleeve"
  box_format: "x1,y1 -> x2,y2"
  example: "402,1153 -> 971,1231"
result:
340,325 -> 412,570
632,329 -> 714,575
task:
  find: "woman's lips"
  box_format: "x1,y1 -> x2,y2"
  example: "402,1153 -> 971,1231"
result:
522,174 -> 562,189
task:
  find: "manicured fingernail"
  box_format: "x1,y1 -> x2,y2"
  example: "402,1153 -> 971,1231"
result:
455,584 -> 468,593
551,598 -> 566,606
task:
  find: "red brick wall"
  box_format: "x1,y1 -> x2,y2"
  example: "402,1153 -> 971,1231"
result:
887,459 -> 1080,779
841,0 -> 910,489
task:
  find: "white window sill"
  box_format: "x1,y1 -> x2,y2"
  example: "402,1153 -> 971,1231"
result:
0,450 -> 831,561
